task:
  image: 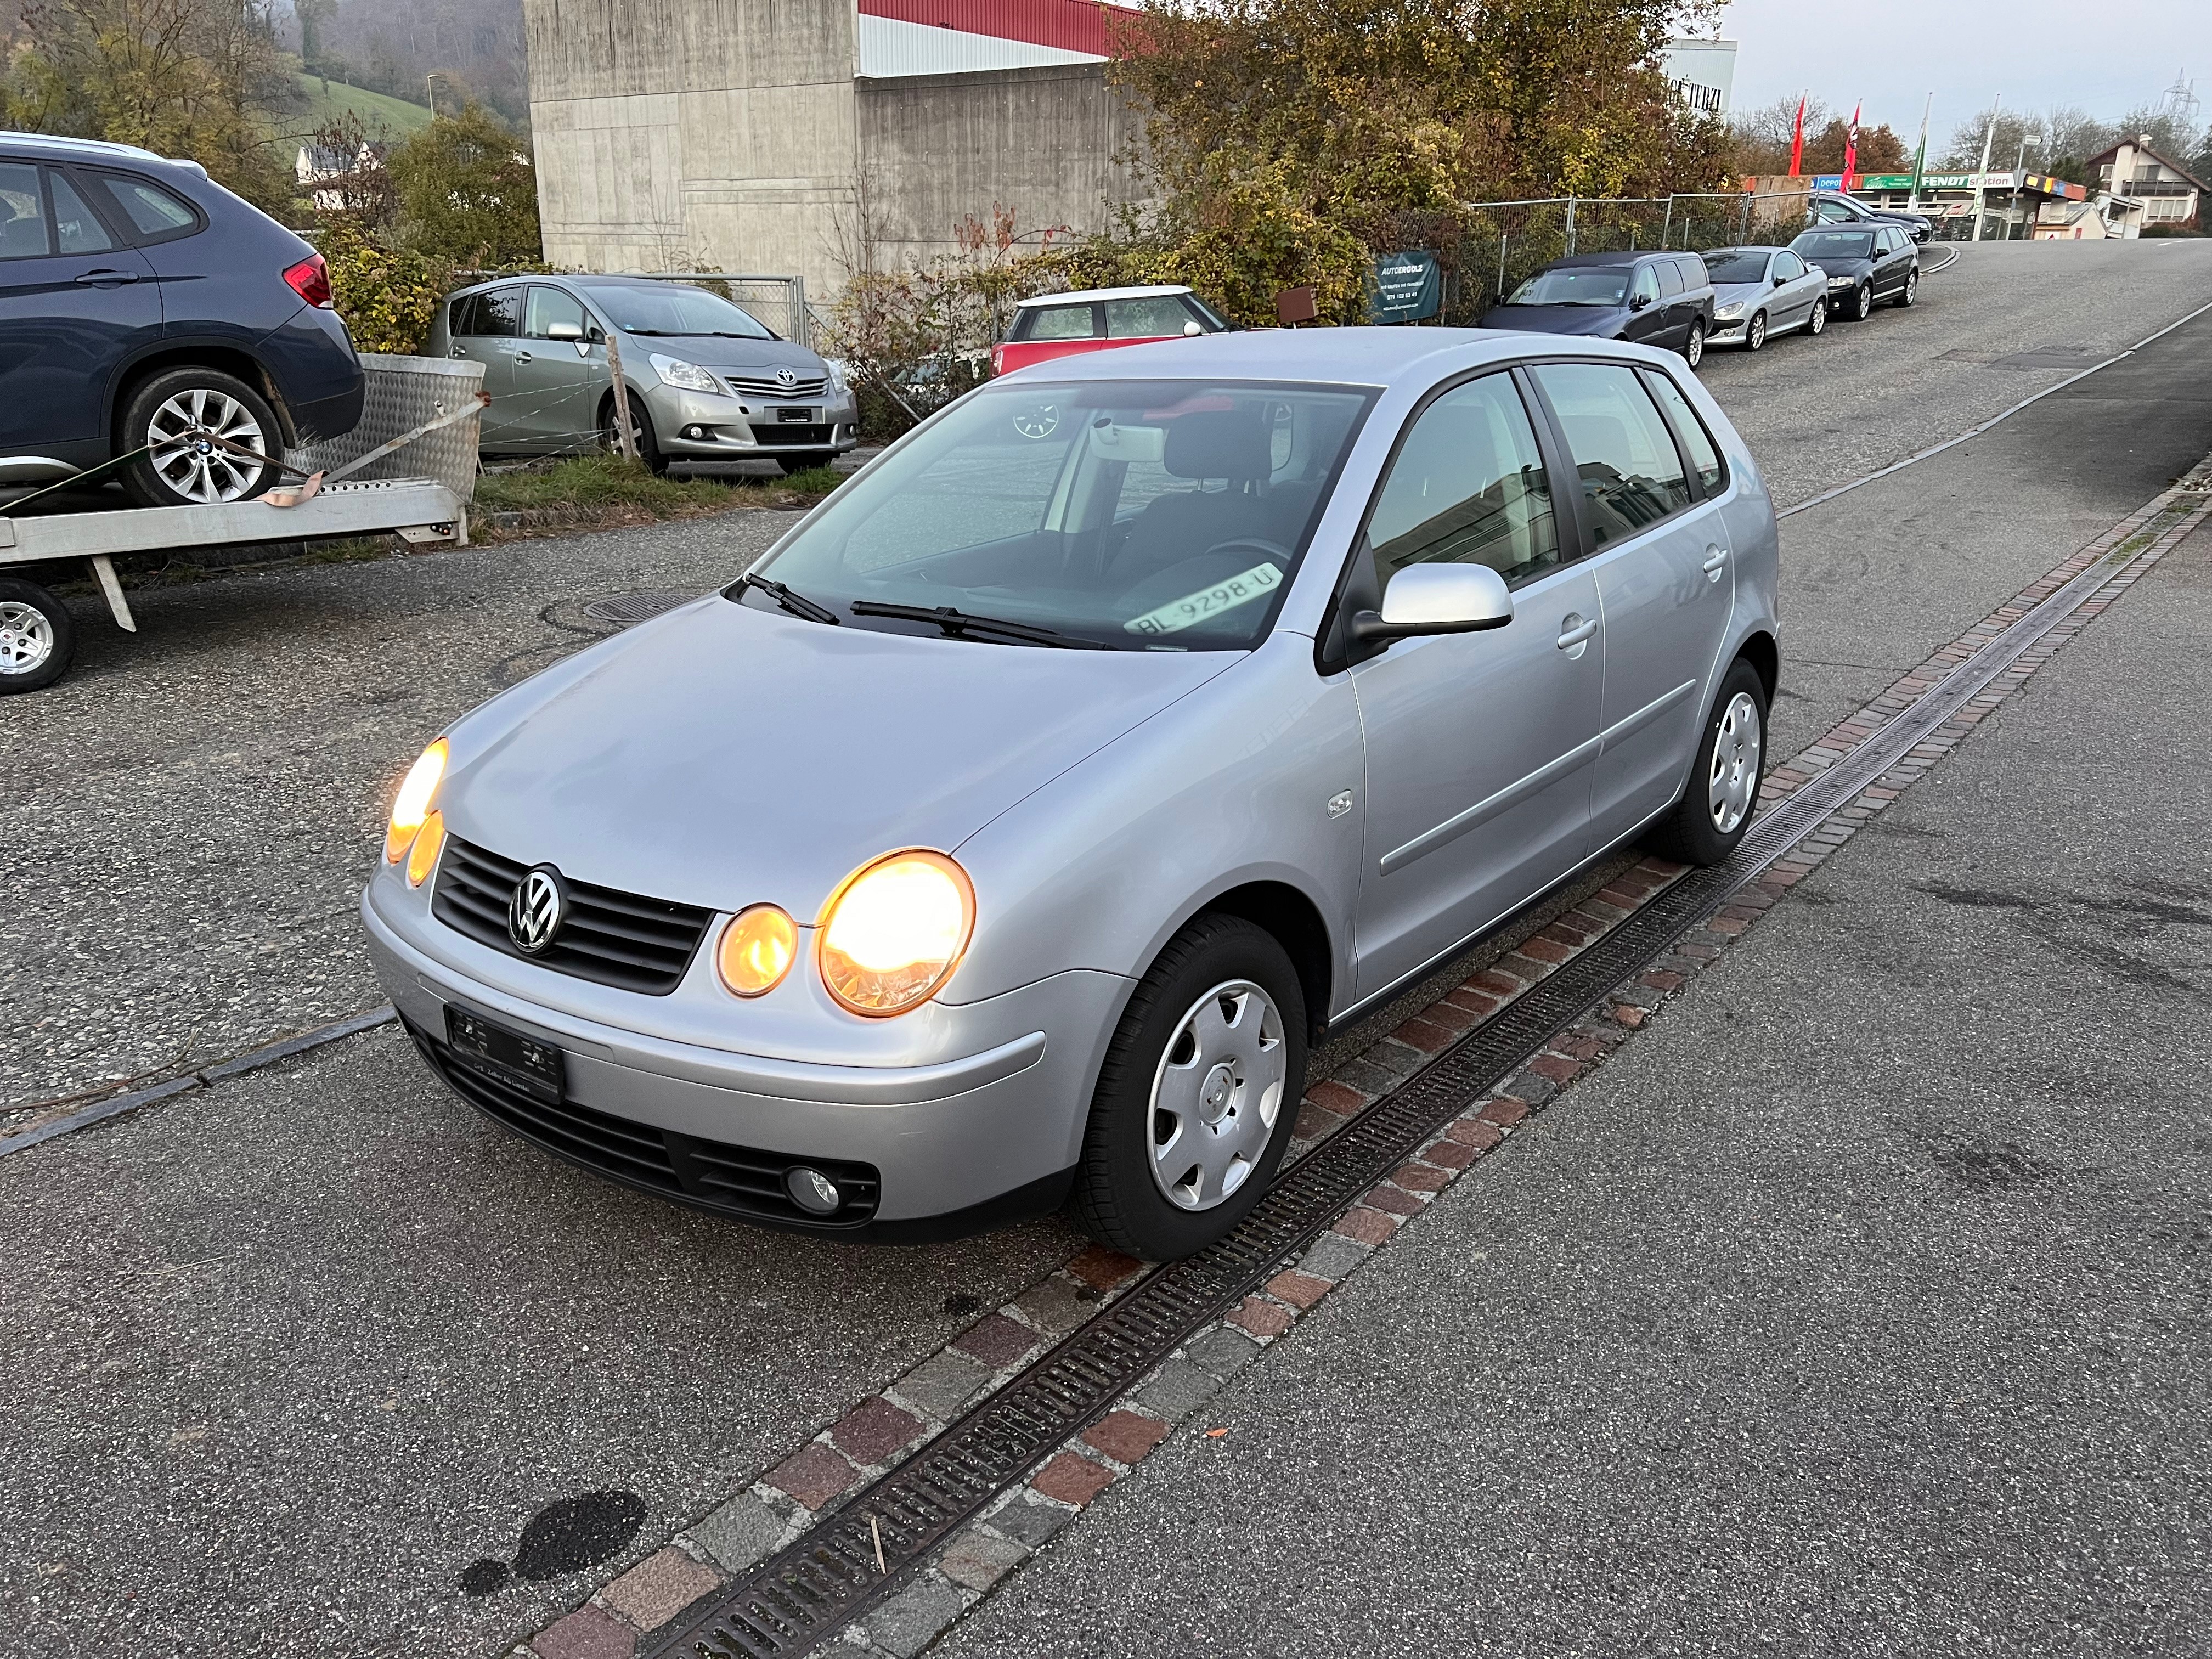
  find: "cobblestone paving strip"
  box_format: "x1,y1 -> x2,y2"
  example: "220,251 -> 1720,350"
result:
342,460 -> 2204,1658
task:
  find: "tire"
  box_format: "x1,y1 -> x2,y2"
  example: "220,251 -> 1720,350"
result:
119,368 -> 283,508
0,577 -> 76,693
1806,297 -> 1827,336
1745,312 -> 1768,352
1073,915 -> 1308,1261
1849,283 -> 1874,321
772,451 -> 839,477
602,394 -> 668,475
1682,319 -> 1705,369
1894,268 -> 1920,308
1640,658 -> 1767,867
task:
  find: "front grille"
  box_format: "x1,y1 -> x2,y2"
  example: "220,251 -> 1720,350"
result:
753,422 -> 833,448
408,1019 -> 883,1227
727,371 -> 828,399
432,836 -> 713,996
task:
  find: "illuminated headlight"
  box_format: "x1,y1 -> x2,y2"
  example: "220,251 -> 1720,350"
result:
651,353 -> 725,394
818,851 -> 975,1017
718,905 -> 798,998
383,738 -> 448,864
1714,302 -> 1744,320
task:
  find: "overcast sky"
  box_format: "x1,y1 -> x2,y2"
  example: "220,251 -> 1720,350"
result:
1716,0 -> 2210,138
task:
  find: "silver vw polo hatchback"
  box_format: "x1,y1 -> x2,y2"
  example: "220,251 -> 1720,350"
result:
364,330 -> 1779,1259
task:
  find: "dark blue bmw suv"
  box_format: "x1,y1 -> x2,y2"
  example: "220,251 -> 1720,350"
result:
0,133 -> 363,507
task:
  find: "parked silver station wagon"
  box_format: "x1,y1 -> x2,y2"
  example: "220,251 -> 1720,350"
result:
363,330 -> 1779,1259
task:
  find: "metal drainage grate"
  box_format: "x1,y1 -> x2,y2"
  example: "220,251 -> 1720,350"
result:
583,591 -> 699,627
645,529 -> 2173,1659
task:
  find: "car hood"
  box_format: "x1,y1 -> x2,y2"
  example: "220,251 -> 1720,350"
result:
623,334 -> 827,375
1712,280 -> 1776,306
1476,304 -> 1626,336
1803,256 -> 1875,276
441,599 -> 1239,916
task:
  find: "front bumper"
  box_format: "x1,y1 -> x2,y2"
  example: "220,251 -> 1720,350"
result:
362,879 -> 1126,1237
639,381 -> 860,460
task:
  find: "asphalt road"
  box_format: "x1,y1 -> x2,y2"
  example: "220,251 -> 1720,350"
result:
1,241 -> 2209,1657
929,473 -> 2212,1659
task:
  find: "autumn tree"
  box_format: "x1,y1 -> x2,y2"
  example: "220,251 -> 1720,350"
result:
385,103 -> 540,266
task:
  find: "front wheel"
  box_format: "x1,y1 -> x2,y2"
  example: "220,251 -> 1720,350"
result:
119,369 -> 283,508
1641,658 -> 1767,867
1850,283 -> 1874,321
1894,269 -> 1920,308
0,577 -> 76,693
602,396 -> 668,475
1682,320 -> 1706,369
1073,915 -> 1307,1260
1745,312 -> 1768,352
1806,296 -> 1828,336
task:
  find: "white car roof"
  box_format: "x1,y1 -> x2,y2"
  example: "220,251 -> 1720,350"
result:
1014,285 -> 1193,308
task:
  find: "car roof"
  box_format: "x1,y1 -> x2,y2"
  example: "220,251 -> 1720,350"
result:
1704,246 -> 1788,256
1544,251 -> 1683,268
991,325 -> 1664,387
0,129 -> 207,177
1015,285 -> 1193,308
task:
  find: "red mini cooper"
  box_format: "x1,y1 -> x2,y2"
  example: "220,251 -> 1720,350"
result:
991,285 -> 1232,375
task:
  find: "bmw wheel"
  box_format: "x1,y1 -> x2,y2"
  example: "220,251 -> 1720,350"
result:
1641,658 -> 1767,867
0,577 -> 74,693
1745,312 -> 1768,352
1683,320 -> 1706,369
1074,914 -> 1307,1260
119,369 -> 283,509
1807,297 -> 1828,336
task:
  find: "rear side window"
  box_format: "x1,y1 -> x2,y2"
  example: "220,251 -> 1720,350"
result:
455,287 -> 522,338
1654,261 -> 1685,299
51,172 -> 112,253
1528,362 -> 1693,546
1021,303 -> 1099,341
0,162 -> 51,258
94,173 -> 199,244
1105,296 -> 1190,338
1640,370 -> 1724,496
1674,255 -> 1708,288
1367,372 -> 1561,590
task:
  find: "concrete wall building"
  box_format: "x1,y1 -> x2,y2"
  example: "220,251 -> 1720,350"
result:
1658,38 -> 1736,118
523,0 -> 1148,301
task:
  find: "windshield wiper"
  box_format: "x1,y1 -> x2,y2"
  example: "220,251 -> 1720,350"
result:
849,601 -> 1108,649
740,571 -> 839,624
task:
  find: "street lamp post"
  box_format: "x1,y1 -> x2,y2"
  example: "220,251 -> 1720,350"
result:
1972,94 -> 2002,242
2011,134 -> 2040,240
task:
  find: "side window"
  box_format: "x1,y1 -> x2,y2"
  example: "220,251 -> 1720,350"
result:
1628,266 -> 1661,306
50,172 -> 114,253
473,286 -> 523,337
1528,362 -> 1692,546
0,162 -> 52,259
447,294 -> 479,337
525,285 -> 588,339
1654,260 -> 1685,299
1024,304 -> 1099,341
1639,370 -> 1724,496
1105,296 -> 1194,338
1365,373 -> 1561,590
1774,251 -> 1805,280
1674,255 -> 1708,289
92,172 -> 198,243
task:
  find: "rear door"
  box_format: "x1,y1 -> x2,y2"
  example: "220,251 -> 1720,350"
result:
0,159 -> 159,453
445,286 -> 523,444
503,285 -> 604,453
1348,369 -> 1603,999
1652,257 -> 1690,346
1526,359 -> 1735,848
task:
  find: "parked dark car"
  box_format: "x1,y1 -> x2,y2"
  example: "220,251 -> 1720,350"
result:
1806,190 -> 1934,245
1480,251 -> 1717,368
0,133 -> 363,507
1789,225 -> 1922,321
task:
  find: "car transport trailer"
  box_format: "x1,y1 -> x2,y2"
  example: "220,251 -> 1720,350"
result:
0,475 -> 467,693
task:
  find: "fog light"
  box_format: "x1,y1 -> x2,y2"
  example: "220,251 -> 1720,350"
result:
718,905 -> 797,998
786,1166 -> 840,1215
405,810 -> 445,887
682,424 -> 707,440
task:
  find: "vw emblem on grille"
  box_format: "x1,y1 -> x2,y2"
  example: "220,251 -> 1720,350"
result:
509,866 -> 567,954
775,365 -> 798,388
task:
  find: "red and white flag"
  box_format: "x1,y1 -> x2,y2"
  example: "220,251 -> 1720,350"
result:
1788,92 -> 1807,177
1843,100 -> 1863,190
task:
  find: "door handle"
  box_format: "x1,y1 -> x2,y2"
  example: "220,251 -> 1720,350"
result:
450,347 -> 468,358
1556,614 -> 1598,653
1701,545 -> 1728,582
512,350 -> 533,364
75,268 -> 138,286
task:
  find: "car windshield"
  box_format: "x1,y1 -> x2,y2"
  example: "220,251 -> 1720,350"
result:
578,283 -> 775,338
739,379 -> 1374,650
1794,230 -> 1875,261
1504,267 -> 1630,306
1702,251 -> 1771,283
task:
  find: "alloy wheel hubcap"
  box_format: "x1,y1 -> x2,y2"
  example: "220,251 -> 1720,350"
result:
0,600 -> 53,674
1147,979 -> 1286,1211
146,388 -> 266,504
1708,691 -> 1762,834
1749,315 -> 1766,348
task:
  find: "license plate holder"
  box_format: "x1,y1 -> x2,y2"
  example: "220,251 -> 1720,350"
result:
445,1005 -> 565,1103
775,407 -> 813,423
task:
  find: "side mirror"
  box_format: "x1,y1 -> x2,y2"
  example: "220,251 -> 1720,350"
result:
546,321 -> 584,340
1350,563 -> 1514,645
1628,291 -> 1651,311
1183,319 -> 1203,336
1772,274 -> 1788,289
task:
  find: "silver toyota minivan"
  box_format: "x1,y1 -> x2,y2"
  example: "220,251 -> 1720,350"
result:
430,274 -> 860,474
364,329 -> 1779,1259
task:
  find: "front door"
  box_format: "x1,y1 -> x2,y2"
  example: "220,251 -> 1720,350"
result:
1350,370 -> 1604,1001
1527,360 -> 1737,847
446,285 -> 523,445
1621,264 -> 1668,348
0,160 -> 159,452
505,285 -> 606,453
